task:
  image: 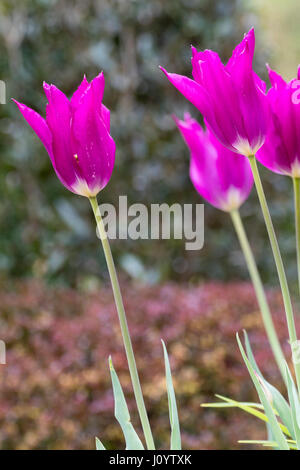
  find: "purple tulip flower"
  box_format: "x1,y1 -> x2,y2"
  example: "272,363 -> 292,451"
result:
161,29 -> 268,157
14,73 -> 115,197
175,113 -> 253,211
256,66 -> 300,177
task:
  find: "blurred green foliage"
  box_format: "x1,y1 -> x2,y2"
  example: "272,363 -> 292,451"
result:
0,0 -> 297,290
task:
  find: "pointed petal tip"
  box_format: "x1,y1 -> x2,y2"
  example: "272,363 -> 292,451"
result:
266,65 -> 286,88
171,113 -> 180,126
92,71 -> 104,83
12,98 -> 24,112
191,45 -> 198,58
96,71 -> 104,78
90,71 -> 105,89
183,111 -> 192,121
244,27 -> 255,38
159,66 -> 167,76
43,81 -> 52,99
159,66 -> 171,79
43,81 -> 51,90
266,63 -> 273,74
12,98 -> 27,111
173,112 -> 194,129
43,81 -> 62,92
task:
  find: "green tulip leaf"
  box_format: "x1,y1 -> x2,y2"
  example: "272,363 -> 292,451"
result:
243,330 -> 294,439
162,340 -> 181,450
95,437 -> 106,450
109,356 -> 144,450
237,333 -> 289,450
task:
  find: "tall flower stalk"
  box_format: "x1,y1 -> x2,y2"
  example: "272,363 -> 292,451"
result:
89,196 -> 155,450
230,209 -> 286,381
249,156 -> 300,392
254,65 -> 300,299
174,113 -> 285,380
163,25 -> 300,449
163,28 -> 300,392
14,74 -> 155,449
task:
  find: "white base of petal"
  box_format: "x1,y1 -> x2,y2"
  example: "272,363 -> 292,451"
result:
220,187 -> 244,212
291,160 -> 300,178
72,177 -> 102,197
233,136 -> 262,157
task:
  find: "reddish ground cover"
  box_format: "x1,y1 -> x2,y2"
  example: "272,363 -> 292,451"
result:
0,279 -> 295,449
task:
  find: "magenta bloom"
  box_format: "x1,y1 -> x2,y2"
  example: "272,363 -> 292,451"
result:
14,73 -> 115,197
175,113 -> 253,211
256,66 -> 300,177
161,29 -> 268,157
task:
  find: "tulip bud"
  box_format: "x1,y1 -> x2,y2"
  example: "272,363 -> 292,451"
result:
175,113 -> 253,211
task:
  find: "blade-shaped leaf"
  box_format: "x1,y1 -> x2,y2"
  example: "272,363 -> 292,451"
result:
213,394 -> 274,421
237,333 -> 289,450
285,362 -> 300,449
266,423 -> 281,451
209,394 -> 290,437
202,401 -> 264,410
109,357 -> 144,450
95,437 -> 106,450
238,440 -> 297,450
203,394 -> 290,436
243,331 -> 294,439
161,340 -> 181,450
239,439 -> 277,447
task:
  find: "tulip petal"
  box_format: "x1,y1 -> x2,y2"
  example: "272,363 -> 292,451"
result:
253,72 -> 267,94
44,82 -> 78,190
159,66 -> 211,116
13,99 -> 53,158
191,49 -> 248,151
173,113 -> 203,155
267,66 -> 286,89
226,28 -> 255,72
227,37 -> 268,155
100,103 -> 111,132
227,30 -> 266,95
70,82 -> 115,196
176,114 -> 253,211
70,75 -> 89,109
257,67 -> 300,176
90,72 -> 105,105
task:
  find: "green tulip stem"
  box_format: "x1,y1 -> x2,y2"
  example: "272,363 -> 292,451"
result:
89,196 -> 155,450
293,177 -> 300,295
230,209 -> 286,383
249,156 -> 300,393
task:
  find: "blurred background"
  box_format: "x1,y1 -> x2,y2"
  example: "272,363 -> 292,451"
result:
0,0 -> 299,450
